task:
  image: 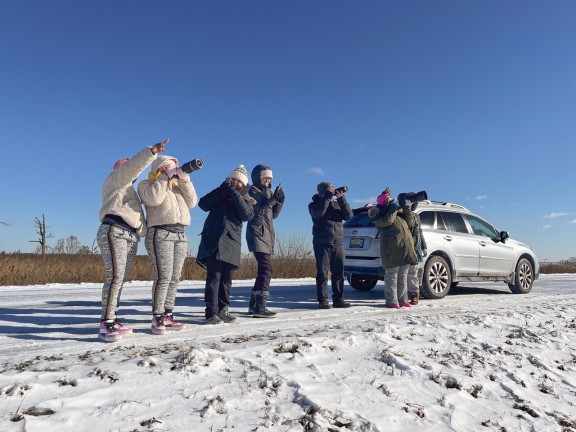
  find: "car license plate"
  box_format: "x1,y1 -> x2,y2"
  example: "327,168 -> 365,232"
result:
349,237 -> 364,248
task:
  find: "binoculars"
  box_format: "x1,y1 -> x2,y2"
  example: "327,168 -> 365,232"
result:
397,191 -> 428,205
334,185 -> 348,194
181,158 -> 204,174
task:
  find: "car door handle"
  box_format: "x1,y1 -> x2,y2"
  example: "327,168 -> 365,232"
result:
443,236 -> 453,242
479,241 -> 487,247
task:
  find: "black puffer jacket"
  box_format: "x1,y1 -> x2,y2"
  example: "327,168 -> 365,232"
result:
246,165 -> 284,254
308,192 -> 353,247
196,182 -> 255,269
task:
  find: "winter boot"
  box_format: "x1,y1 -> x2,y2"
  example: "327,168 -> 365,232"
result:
409,292 -> 420,305
253,291 -> 277,318
162,312 -> 185,331
206,315 -> 223,324
98,320 -> 122,342
319,299 -> 331,309
113,318 -> 133,334
151,314 -> 167,335
218,307 -> 238,323
333,299 -> 352,308
248,289 -> 257,314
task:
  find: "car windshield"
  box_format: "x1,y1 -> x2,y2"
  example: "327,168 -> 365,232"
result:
344,213 -> 374,228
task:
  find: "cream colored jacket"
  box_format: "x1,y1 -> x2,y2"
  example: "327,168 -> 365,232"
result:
138,174 -> 198,228
99,147 -> 157,237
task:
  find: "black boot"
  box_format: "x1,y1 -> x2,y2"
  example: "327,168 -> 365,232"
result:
248,289 -> 257,314
253,291 -> 277,318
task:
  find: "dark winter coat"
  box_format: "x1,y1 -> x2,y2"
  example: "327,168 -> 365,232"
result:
411,212 -> 428,262
246,168 -> 284,255
196,183 -> 255,269
308,192 -> 353,247
369,201 -> 418,268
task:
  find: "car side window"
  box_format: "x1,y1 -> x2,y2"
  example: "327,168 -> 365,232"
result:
438,211 -> 468,233
465,214 -> 499,238
419,211 -> 434,229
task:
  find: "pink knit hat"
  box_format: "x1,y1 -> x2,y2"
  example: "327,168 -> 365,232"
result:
377,188 -> 391,206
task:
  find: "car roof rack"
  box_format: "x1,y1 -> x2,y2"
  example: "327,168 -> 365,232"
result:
419,200 -> 470,211
352,200 -> 470,214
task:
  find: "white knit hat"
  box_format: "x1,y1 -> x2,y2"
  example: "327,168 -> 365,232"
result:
228,164 -> 249,186
151,155 -> 178,174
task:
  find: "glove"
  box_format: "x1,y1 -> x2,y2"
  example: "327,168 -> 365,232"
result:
223,179 -> 240,199
423,249 -> 428,257
273,185 -> 285,203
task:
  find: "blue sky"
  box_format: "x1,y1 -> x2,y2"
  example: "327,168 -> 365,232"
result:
0,1 -> 574,261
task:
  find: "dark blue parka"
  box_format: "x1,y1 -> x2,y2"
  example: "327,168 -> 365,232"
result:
308,192 -> 353,247
196,183 -> 255,269
246,165 -> 284,255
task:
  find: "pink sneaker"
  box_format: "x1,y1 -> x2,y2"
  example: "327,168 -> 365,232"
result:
400,302 -> 412,308
98,321 -> 122,342
163,313 -> 185,331
114,319 -> 133,334
387,303 -> 400,309
151,315 -> 166,335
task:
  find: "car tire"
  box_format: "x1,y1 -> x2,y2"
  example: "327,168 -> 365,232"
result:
347,275 -> 378,291
508,258 -> 534,294
421,256 -> 452,299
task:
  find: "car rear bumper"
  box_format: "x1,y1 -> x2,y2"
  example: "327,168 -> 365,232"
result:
344,265 -> 384,277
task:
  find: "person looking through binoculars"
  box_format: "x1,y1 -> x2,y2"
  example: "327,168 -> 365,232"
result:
308,182 -> 353,309
368,188 -> 418,309
138,153 -> 198,335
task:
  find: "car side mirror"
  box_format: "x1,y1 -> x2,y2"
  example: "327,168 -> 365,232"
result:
499,231 -> 509,243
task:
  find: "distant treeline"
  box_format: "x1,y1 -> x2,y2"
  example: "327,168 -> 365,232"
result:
0,253 -> 573,286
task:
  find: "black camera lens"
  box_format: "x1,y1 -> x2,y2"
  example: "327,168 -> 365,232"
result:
181,158 -> 203,174
334,185 -> 348,194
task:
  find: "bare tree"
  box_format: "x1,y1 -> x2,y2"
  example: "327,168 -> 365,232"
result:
50,236 -> 92,254
30,214 -> 52,255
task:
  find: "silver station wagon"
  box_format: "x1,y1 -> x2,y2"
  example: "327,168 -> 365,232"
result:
343,200 -> 539,299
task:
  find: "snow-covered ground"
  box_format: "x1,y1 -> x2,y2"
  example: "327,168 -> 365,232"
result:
1,275 -> 575,431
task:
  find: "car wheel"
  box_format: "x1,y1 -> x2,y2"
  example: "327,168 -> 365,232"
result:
347,275 -> 378,291
508,258 -> 534,294
421,256 -> 452,299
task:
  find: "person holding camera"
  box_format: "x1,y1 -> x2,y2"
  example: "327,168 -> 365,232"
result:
138,154 -> 198,334
308,182 -> 353,309
196,165 -> 255,324
246,164 -> 285,318
96,139 -> 167,342
368,188 -> 418,309
407,200 -> 428,305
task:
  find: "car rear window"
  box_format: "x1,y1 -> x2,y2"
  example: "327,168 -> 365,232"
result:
344,213 -> 374,228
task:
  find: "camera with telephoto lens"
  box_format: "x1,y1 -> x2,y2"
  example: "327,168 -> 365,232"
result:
397,190 -> 428,206
180,158 -> 204,174
333,185 -> 348,194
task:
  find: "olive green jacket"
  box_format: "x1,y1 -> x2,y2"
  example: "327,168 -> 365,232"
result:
369,202 -> 418,269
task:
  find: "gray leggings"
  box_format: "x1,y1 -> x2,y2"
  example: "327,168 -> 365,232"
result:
97,224 -> 139,320
384,264 -> 410,306
145,228 -> 188,315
